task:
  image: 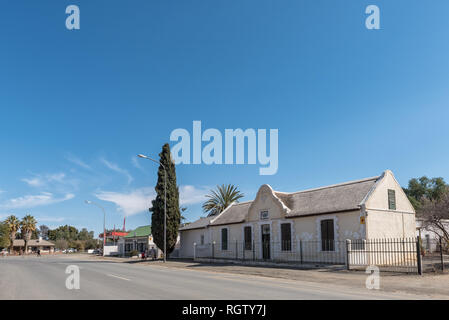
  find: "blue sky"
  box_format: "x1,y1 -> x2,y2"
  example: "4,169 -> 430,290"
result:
1,1 -> 448,235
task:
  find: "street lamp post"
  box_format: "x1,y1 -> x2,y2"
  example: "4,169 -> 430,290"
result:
138,154 -> 167,263
85,200 -> 106,256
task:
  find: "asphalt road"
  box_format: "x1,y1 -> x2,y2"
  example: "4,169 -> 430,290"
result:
0,255 -> 432,300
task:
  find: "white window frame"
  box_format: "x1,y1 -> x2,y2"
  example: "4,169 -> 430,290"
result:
260,210 -> 269,220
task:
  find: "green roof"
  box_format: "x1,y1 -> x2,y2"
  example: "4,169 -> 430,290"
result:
124,225 -> 151,238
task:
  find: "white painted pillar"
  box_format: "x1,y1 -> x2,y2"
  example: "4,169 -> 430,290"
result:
193,242 -> 197,260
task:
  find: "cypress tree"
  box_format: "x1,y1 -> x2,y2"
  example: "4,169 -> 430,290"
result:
150,143 -> 181,254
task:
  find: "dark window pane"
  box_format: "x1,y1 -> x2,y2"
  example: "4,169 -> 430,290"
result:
244,226 -> 252,250
321,219 -> 334,251
221,229 -> 228,251
281,223 -> 291,251
388,189 -> 396,210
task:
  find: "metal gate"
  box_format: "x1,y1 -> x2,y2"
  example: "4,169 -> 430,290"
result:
347,238 -> 418,273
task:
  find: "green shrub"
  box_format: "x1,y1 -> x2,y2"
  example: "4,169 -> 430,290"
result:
129,250 -> 139,257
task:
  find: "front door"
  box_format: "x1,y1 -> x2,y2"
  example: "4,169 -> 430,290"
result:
261,224 -> 270,260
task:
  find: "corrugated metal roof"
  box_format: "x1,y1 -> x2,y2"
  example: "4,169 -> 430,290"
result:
124,225 -> 151,238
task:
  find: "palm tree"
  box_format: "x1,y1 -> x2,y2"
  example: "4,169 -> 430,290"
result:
5,215 -> 20,254
202,184 -> 244,217
20,214 -> 37,254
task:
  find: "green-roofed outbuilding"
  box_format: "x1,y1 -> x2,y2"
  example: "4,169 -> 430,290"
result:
124,225 -> 151,238
118,225 -> 160,257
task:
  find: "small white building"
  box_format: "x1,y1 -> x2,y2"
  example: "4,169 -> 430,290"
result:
416,218 -> 449,253
179,216 -> 215,258
12,238 -> 55,254
117,225 -> 161,257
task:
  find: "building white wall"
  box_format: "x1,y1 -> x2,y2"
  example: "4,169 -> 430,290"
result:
365,170 -> 415,213
104,245 -> 119,256
179,228 -> 210,258
179,171 -> 417,260
365,170 -> 416,239
416,219 -> 449,252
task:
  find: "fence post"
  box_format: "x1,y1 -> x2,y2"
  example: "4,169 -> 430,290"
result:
299,240 -> 303,264
252,240 -> 255,261
440,237 -> 444,272
402,238 -> 406,267
212,241 -> 215,259
193,242 -> 197,260
235,240 -> 238,260
363,239 -> 368,266
416,236 -> 422,275
346,239 -> 351,270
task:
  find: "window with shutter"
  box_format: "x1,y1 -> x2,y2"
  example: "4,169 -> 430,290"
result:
244,226 -> 252,250
320,219 -> 335,251
281,223 -> 292,251
388,189 -> 396,210
221,228 -> 228,251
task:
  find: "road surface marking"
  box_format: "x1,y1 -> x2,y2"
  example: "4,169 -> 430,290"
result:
106,273 -> 131,281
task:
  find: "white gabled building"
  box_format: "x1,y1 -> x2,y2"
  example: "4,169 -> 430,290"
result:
179,170 -> 416,261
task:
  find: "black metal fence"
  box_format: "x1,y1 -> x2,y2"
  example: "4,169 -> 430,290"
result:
347,238 -> 418,273
194,240 -> 348,266
194,237 -> 424,274
421,237 -> 449,273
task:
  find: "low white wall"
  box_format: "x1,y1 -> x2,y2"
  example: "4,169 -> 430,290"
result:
104,245 -> 119,256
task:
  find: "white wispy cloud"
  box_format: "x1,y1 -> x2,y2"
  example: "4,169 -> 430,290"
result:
179,185 -> 209,205
0,193 -> 75,210
95,188 -> 154,216
101,158 -> 133,184
95,185 -> 209,217
0,213 -> 65,223
22,177 -> 44,187
22,173 -> 67,187
131,157 -> 143,170
35,216 -> 66,223
66,155 -> 91,170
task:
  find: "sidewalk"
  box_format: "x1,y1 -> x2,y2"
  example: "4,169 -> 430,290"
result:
88,255 -> 449,298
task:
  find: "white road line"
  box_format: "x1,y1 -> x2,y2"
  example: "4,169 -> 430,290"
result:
106,273 -> 131,281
